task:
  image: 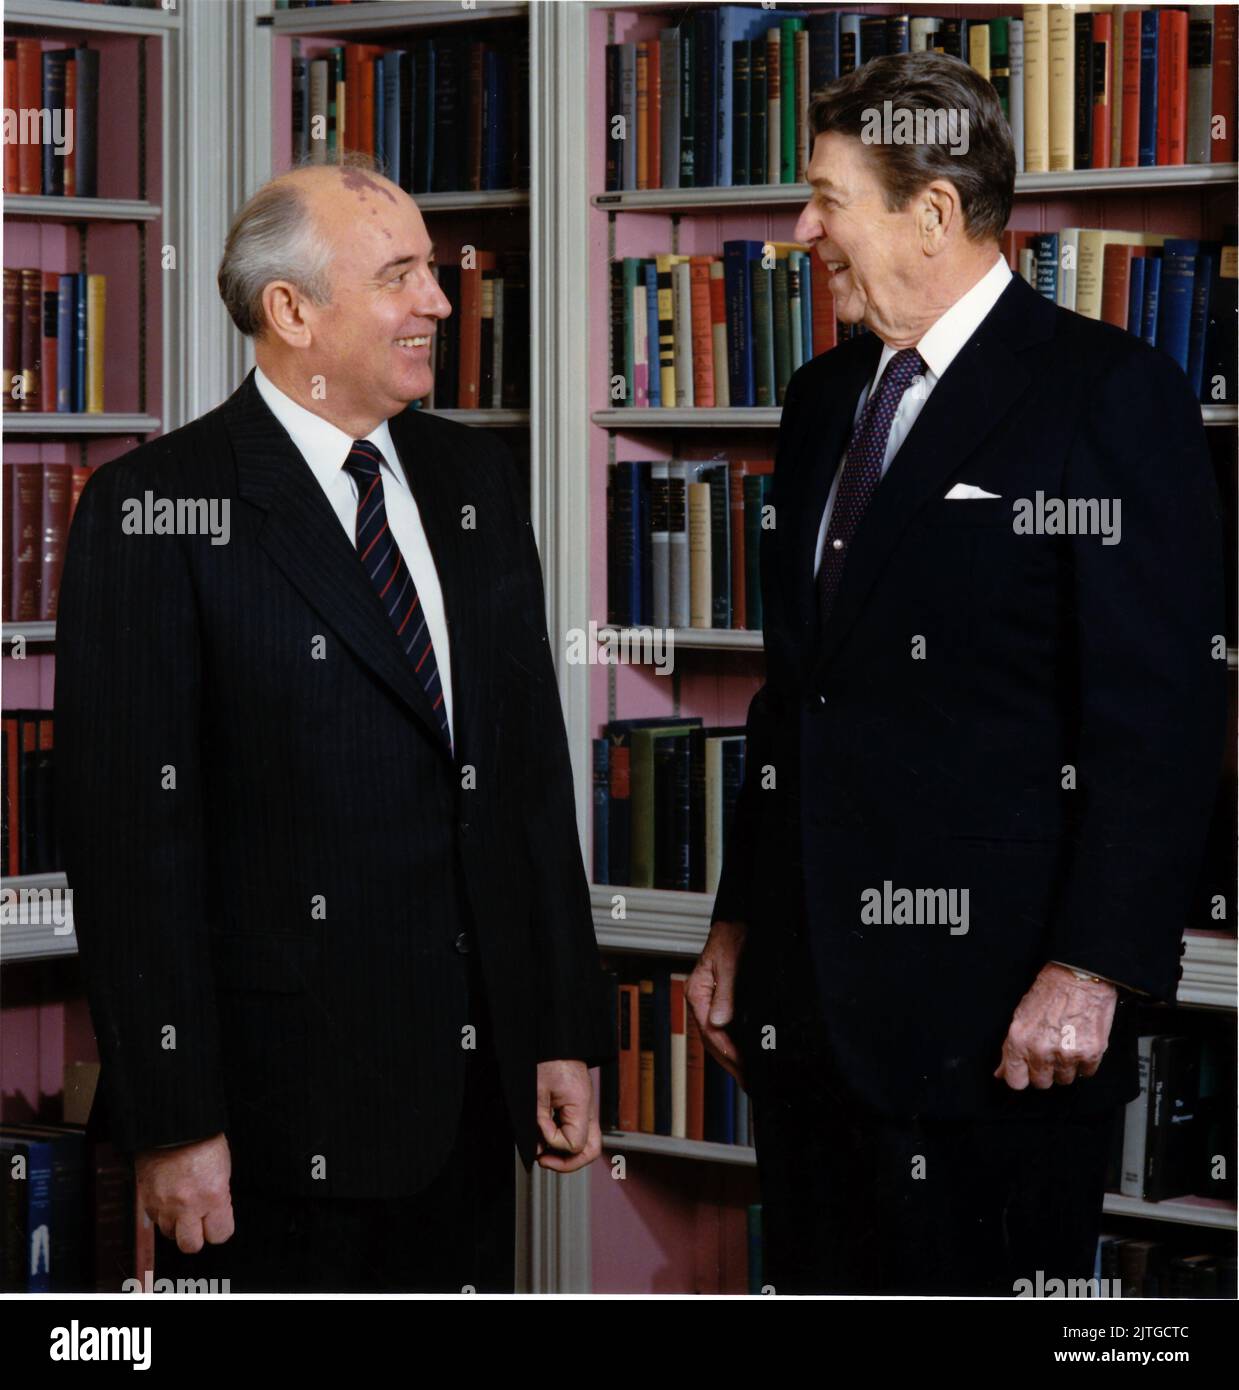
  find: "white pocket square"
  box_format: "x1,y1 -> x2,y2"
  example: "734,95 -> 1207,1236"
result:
944,482 -> 1002,500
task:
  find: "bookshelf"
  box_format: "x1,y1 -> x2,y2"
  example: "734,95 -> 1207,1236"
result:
555,1 -> 1239,1295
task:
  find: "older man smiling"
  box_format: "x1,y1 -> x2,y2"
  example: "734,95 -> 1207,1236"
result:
687,51 -> 1225,1296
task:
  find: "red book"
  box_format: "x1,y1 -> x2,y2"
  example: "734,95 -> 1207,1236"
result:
689,257 -> 715,408
15,39 -> 42,195
3,267 -> 20,404
40,272 -> 58,412
809,254 -> 838,356
685,1001 -> 705,1141
343,43 -> 382,155
1213,5 -> 1237,162
1120,10 -> 1143,167
9,461 -> 42,620
1091,14 -> 1113,169
1101,243 -> 1148,328
456,250 -> 497,408
617,983 -> 639,1133
1156,8 -> 1188,165
2,718 -> 19,875
39,463 -> 73,620
69,464 -> 91,532
3,44 -> 17,192
647,39 -> 661,189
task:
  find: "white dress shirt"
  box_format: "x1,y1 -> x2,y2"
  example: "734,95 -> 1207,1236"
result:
813,254 -> 1013,577
253,364 -> 454,742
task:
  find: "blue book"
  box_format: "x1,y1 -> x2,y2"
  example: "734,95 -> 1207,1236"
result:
1029,232 -> 1059,301
1186,244 -> 1222,398
1127,255 -> 1147,334
56,276 -> 75,412
724,238 -> 765,406
807,11 -> 842,92
694,6 -> 719,187
0,1135 -> 51,1291
374,55 -> 386,174
73,272 -> 87,413
716,6 -> 802,187
382,50 -> 404,189
592,739 -> 610,884
607,461 -> 647,627
643,261 -> 661,407
482,47 -> 505,189
799,248 -> 814,358
1138,10 -> 1160,166
1140,255 -> 1162,346
1157,239 -> 1202,373
705,1057 -> 736,1144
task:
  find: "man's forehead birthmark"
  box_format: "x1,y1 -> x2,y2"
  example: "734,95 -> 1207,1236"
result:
340,169 -> 398,202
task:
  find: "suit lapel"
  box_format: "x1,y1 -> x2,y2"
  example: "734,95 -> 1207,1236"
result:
225,370 -> 455,759
808,275 -> 1055,684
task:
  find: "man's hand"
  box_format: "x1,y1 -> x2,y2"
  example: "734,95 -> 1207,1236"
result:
686,919 -> 748,1088
535,1060 -> 602,1173
994,963 -> 1118,1091
135,1133 -> 234,1254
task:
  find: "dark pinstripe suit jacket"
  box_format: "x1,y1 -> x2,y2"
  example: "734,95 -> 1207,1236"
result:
55,368 -> 614,1198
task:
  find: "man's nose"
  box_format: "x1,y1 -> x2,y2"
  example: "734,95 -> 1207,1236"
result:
414,272 -> 452,320
794,201 -> 822,245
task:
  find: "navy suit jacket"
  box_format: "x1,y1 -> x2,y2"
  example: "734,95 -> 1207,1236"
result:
714,272 -> 1227,1119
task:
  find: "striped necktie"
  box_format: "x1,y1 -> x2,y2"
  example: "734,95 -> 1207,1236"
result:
343,439 -> 452,751
817,347 -> 927,629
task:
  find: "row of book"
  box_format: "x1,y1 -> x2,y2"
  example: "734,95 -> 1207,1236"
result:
1096,1235 -> 1237,1299
2,710 -> 60,878
592,716 -> 746,894
1112,1033 -> 1235,1205
1008,229 -> 1238,403
3,269 -> 107,414
2,42 -> 101,198
290,31 -> 529,194
3,461 -> 91,624
421,253 -> 529,411
607,457 -> 772,632
598,969 -> 754,1148
609,243 -> 849,412
603,6 -> 1238,193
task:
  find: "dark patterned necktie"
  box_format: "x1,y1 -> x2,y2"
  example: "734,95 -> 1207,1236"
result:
342,439 -> 452,750
816,346 -> 927,628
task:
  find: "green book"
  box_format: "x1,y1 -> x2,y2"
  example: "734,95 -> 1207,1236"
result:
780,18 -> 803,182
771,251 -> 792,402
630,724 -> 698,887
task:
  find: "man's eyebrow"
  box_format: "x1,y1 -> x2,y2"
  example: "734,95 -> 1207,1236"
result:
374,245 -> 436,276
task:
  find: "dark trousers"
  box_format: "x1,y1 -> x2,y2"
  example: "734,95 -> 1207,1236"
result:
740,917 -> 1116,1297
153,957 -> 517,1294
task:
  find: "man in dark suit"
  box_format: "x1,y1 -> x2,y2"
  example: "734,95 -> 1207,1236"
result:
55,157 -> 613,1293
687,53 -> 1227,1295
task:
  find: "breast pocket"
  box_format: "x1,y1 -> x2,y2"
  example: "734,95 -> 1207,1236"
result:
920,497 -> 1014,529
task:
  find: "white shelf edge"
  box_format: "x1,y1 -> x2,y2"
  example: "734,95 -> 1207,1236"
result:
595,625 -> 763,652
4,0 -> 181,34
3,621 -> 56,644
1102,1193 -> 1237,1230
0,413 -> 161,435
1,871 -> 76,963
593,163 -> 1239,211
3,195 -> 162,223
423,407 -> 530,426
601,1130 -> 756,1168
269,1 -> 528,35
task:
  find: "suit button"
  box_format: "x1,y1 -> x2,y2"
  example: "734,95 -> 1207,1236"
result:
454,931 -> 471,955
459,821 -> 472,840
818,694 -> 826,705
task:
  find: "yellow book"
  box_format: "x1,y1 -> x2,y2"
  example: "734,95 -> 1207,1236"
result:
86,274 -> 105,413
1109,6 -> 1127,167
970,24 -> 991,81
1048,4 -> 1078,172
1075,229 -> 1164,320
1024,5 -> 1050,172
655,253 -> 690,408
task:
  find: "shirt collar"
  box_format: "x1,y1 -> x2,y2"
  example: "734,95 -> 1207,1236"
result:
872,252 -> 1013,388
252,362 -> 405,492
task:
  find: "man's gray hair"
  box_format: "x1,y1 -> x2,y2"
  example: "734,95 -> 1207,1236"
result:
216,153 -> 381,338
